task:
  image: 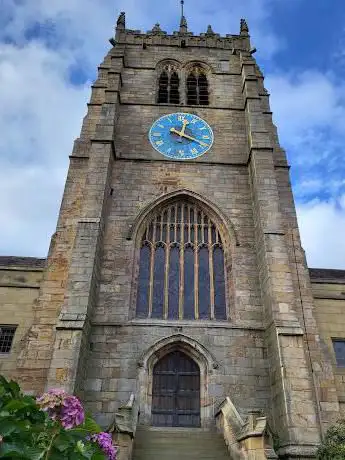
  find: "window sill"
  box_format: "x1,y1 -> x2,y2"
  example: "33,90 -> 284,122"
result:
129,318 -> 264,330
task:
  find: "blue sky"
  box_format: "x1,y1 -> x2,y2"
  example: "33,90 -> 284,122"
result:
0,0 -> 345,268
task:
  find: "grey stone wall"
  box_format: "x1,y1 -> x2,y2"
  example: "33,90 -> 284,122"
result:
12,15 -> 342,459
84,324 -> 269,428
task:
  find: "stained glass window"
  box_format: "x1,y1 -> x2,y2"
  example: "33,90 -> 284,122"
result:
213,246 -> 226,320
198,247 -> 210,319
152,246 -> 166,318
184,246 -> 195,319
136,244 -> 151,317
136,200 -> 227,320
168,245 -> 180,319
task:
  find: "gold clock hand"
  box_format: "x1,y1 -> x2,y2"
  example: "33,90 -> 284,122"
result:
169,120 -> 189,138
179,119 -> 189,136
170,128 -> 209,147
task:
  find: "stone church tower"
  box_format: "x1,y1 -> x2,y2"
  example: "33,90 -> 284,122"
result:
13,8 -> 342,460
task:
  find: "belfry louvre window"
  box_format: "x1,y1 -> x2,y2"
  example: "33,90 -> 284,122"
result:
158,71 -> 180,104
136,201 -> 227,320
187,67 -> 209,105
0,326 -> 16,353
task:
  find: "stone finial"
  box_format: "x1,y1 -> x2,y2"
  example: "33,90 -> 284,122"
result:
152,23 -> 162,33
148,23 -> 166,35
116,11 -> 126,29
206,24 -> 215,36
180,15 -> 188,34
240,18 -> 249,35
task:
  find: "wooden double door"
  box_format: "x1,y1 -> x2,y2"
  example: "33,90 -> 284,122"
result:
152,350 -> 200,427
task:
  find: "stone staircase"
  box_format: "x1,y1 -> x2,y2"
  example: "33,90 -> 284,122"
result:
132,426 -> 230,460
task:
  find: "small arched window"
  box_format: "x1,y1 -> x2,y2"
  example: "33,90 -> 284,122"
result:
136,200 -> 227,320
187,66 -> 209,106
158,71 -> 169,103
157,65 -> 180,104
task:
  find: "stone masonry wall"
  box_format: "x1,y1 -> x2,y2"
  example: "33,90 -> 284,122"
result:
4,17 -> 341,458
0,260 -> 44,381
84,324 -> 269,428
311,272 -> 345,416
81,158 -> 267,426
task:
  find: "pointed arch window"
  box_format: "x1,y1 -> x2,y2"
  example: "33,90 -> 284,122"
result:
158,66 -> 180,104
136,200 -> 227,320
187,66 -> 209,105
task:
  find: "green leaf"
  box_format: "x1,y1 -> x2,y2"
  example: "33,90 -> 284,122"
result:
81,416 -> 102,434
4,399 -> 31,411
0,442 -> 26,458
0,419 -> 18,436
91,453 -> 107,460
48,450 -> 68,460
23,446 -> 45,460
6,380 -> 21,399
53,434 -> 72,452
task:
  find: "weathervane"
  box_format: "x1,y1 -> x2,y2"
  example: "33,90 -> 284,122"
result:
181,0 -> 184,17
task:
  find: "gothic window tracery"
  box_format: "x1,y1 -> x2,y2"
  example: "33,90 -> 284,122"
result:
157,63 -> 180,104
186,66 -> 209,105
136,200 -> 227,320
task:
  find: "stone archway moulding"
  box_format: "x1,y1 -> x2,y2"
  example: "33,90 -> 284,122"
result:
126,188 -> 239,247
137,333 -> 219,371
136,333 -> 220,427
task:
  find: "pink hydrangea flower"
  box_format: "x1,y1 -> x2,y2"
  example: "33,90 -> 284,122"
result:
37,389 -> 84,429
90,432 -> 117,460
60,395 -> 85,429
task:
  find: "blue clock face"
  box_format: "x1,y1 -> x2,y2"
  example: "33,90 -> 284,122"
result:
149,112 -> 214,160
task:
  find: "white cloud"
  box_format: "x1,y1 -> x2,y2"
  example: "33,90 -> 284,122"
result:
0,42 -> 89,256
1,0 -> 344,270
266,71 -> 345,142
297,197 -> 345,269
0,0 -> 290,257
266,70 -> 345,266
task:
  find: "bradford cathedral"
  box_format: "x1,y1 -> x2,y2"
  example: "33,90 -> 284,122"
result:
1,5 -> 345,460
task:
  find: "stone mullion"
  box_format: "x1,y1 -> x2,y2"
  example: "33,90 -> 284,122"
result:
208,224 -> 215,320
179,245 -> 184,320
164,207 -> 172,320
194,207 -> 199,320
194,247 -> 199,320
148,217 -> 157,318
167,72 -> 171,104
180,205 -> 185,320
164,246 -> 170,320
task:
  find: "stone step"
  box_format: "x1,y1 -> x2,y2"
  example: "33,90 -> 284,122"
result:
132,427 -> 230,460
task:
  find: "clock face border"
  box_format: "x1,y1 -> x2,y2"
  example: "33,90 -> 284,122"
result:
148,112 -> 214,160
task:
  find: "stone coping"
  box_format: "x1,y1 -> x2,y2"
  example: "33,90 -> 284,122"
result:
0,256 -> 46,270
309,268 -> 345,284
0,255 -> 344,282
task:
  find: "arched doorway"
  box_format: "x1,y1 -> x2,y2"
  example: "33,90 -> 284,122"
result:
152,350 -> 200,427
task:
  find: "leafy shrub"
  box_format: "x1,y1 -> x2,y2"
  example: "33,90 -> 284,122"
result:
317,419 -> 345,460
0,375 -> 117,459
